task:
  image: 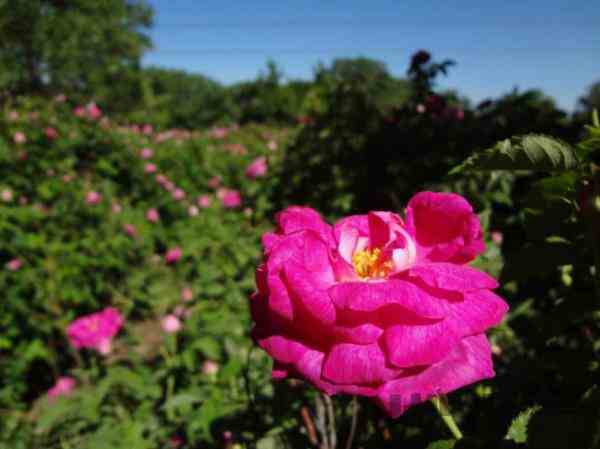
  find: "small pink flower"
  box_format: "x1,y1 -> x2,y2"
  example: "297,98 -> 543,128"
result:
67,307 -> 124,355
211,127 -> 228,139
1,189 -> 13,202
491,231 -> 503,245
162,315 -> 182,333
181,287 -> 193,302
197,195 -> 211,208
226,143 -> 247,155
14,132 -> 26,144
416,103 -> 426,114
45,127 -> 58,140
165,247 -> 182,264
6,258 -> 22,271
146,208 -> 160,223
164,181 -> 175,192
86,102 -> 102,120
73,106 -> 85,117
202,360 -> 219,375
112,203 -> 122,214
244,207 -> 253,217
172,188 -> 186,201
19,196 -> 28,205
155,174 -> 168,185
47,377 -> 76,401
8,110 -> 19,121
267,140 -> 278,151
245,157 -> 268,179
142,124 -> 153,135
123,223 -> 137,238
220,189 -> 241,209
144,163 -> 157,174
140,148 -> 153,159
85,191 -> 102,205
62,174 -> 73,183
207,176 -> 221,189
54,94 -> 67,103
188,205 -> 199,216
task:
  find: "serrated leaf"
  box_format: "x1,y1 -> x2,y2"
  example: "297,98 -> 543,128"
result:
505,405 -> 541,443
451,134 -> 578,174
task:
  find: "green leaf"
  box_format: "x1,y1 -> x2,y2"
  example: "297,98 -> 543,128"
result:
451,134 -> 578,173
427,439 -> 457,449
505,405 -> 541,443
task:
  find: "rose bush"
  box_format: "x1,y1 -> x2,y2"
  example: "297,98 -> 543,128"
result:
251,191 -> 508,416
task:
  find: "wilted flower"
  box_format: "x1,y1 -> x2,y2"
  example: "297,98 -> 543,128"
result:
251,191 -> 508,417
85,191 -> 102,205
47,377 -> 76,401
162,315 -> 182,333
67,307 -> 124,355
207,176 -> 221,189
146,208 -> 160,223
165,247 -> 182,264
6,258 -> 22,271
197,195 -> 211,208
267,140 -> 278,151
1,189 -> 13,202
45,127 -> 58,140
112,203 -> 122,214
245,157 -> 268,179
144,163 -> 157,174
14,132 -> 26,144
140,148 -> 153,159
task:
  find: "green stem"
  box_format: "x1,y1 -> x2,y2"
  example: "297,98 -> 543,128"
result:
431,396 -> 463,440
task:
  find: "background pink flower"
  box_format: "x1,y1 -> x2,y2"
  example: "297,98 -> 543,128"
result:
251,192 -> 508,417
45,127 -> 58,140
165,247 -> 182,264
14,131 -> 26,144
207,176 -> 221,189
162,315 -> 182,333
47,377 -> 76,401
67,307 -> 124,354
197,194 -> 211,208
245,156 -> 268,179
146,208 -> 160,223
181,286 -> 193,302
145,163 -> 157,174
1,189 -> 13,202
85,191 -> 102,205
140,148 -> 153,159
219,189 -> 241,208
6,258 -> 22,271
202,360 -> 219,375
172,188 -> 186,201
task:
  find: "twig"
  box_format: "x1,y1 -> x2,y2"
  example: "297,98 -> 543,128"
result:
315,393 -> 328,449
301,406 -> 319,446
344,397 -> 359,449
323,394 -> 337,449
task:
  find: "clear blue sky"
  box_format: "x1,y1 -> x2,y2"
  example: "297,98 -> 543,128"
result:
142,0 -> 600,110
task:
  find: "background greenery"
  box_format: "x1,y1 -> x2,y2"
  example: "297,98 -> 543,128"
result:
0,1 -> 599,448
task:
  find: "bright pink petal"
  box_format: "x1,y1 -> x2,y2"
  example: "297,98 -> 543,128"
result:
275,207 -> 333,244
376,334 -> 495,417
400,263 -> 498,292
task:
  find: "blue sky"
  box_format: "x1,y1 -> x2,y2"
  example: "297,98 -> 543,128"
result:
142,0 -> 600,110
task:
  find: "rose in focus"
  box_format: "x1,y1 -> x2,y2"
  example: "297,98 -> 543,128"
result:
250,191 -> 508,417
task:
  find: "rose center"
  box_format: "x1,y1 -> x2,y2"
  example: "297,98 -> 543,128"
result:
352,248 -> 392,279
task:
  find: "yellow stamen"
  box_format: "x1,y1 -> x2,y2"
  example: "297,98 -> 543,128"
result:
352,248 -> 393,279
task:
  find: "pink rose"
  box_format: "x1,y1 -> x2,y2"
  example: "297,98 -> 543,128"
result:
86,102 -> 102,120
202,360 -> 219,375
67,307 -> 124,355
47,376 -> 76,401
123,223 -> 137,238
219,189 -> 241,209
6,258 -> 22,271
197,195 -> 211,208
14,132 -> 26,144
245,156 -> 268,179
73,106 -> 86,117
491,231 -> 503,245
172,188 -> 186,201
45,127 -> 58,140
1,189 -> 13,202
188,205 -> 199,216
211,127 -> 228,139
85,191 -> 102,205
181,286 -> 193,302
146,208 -> 160,223
165,247 -> 182,264
145,163 -> 157,174
142,124 -> 153,135
207,176 -> 221,189
140,148 -> 153,159
250,191 -> 508,418
155,174 -> 168,185
162,315 -> 182,333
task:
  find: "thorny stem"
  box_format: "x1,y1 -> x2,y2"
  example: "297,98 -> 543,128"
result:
344,397 -> 359,449
431,396 -> 463,440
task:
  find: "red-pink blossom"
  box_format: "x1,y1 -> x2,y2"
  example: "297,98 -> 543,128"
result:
251,191 -> 508,417
491,231 -> 503,245
45,127 -> 58,140
172,188 -> 186,201
140,148 -> 153,159
123,223 -> 137,238
1,189 -> 13,202
14,131 -> 26,144
67,307 -> 124,355
197,195 -> 211,208
47,377 -> 76,401
142,124 -> 153,135
85,191 -> 102,205
162,315 -> 182,333
220,189 -> 242,208
245,157 -> 268,179
146,208 -> 160,223
165,247 -> 182,264
202,360 -> 219,375
145,163 -> 157,174
181,286 -> 193,302
6,258 -> 22,271
86,102 -> 102,120
188,205 -> 199,216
